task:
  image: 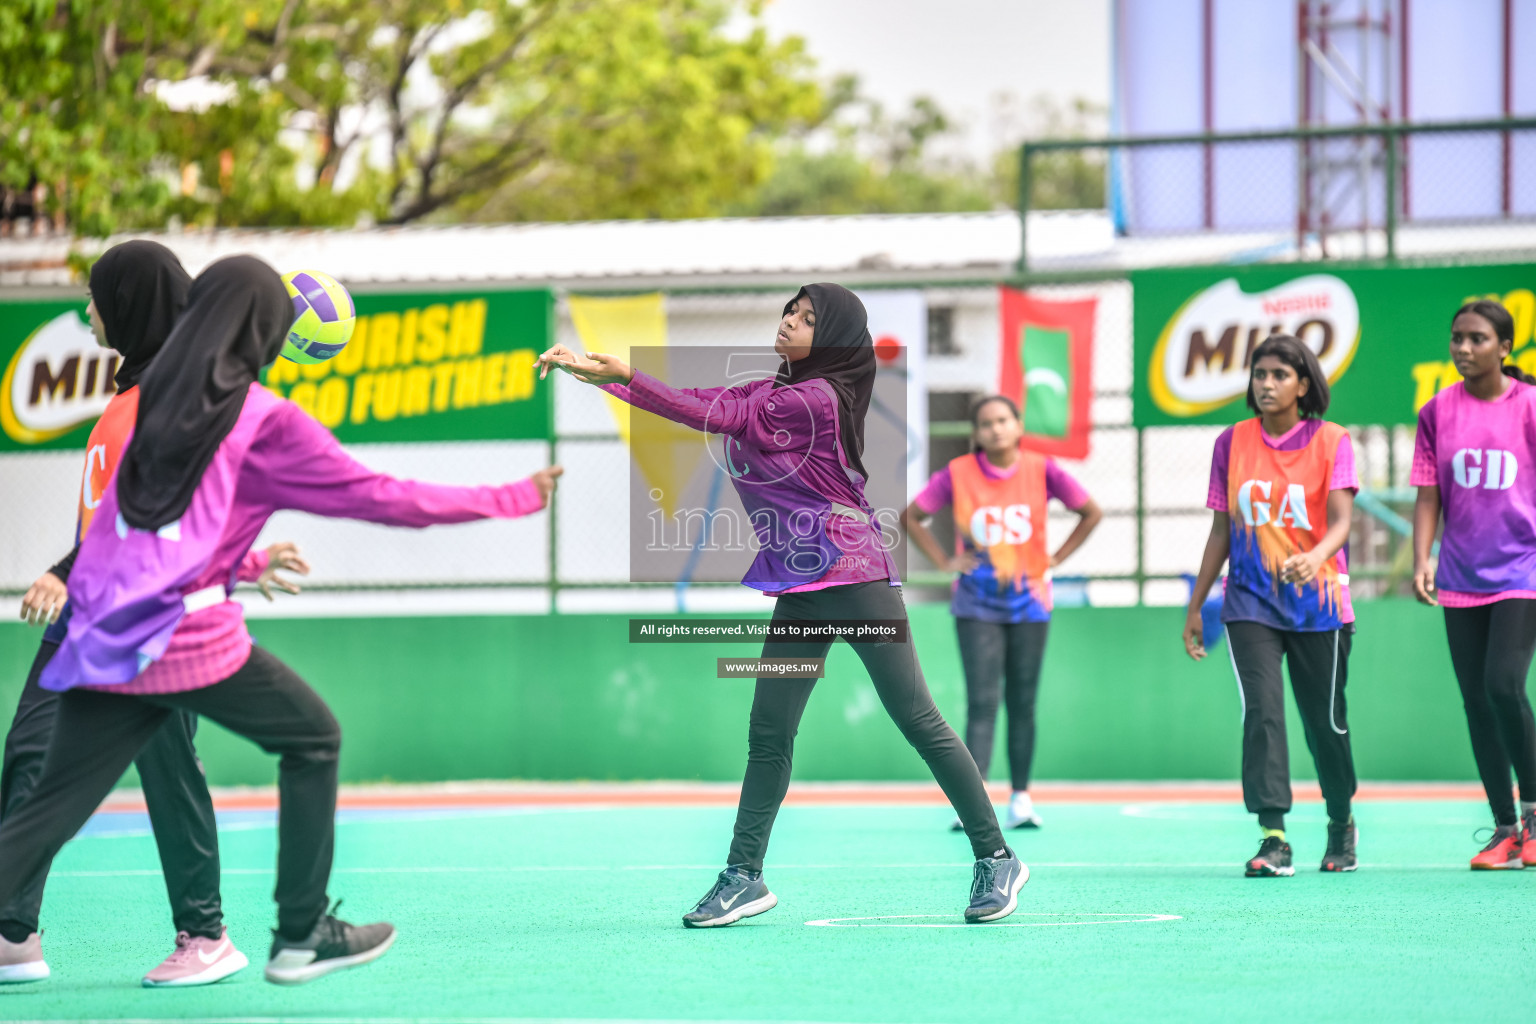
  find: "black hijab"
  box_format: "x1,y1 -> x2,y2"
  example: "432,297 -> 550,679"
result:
117,255 -> 292,531
88,240 -> 192,391
774,283 -> 876,481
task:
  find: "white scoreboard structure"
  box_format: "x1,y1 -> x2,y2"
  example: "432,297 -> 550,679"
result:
1111,0 -> 1536,240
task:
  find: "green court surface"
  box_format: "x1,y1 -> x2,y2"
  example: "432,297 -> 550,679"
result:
4,795 -> 1529,1024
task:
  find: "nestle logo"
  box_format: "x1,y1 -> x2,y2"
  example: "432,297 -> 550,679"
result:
1261,294 -> 1331,317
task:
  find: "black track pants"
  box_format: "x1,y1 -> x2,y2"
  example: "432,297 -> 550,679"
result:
727,581 -> 1005,871
1443,600 -> 1536,826
955,617 -> 1048,791
1225,621 -> 1357,826
0,639 -> 223,939
0,646 -> 340,941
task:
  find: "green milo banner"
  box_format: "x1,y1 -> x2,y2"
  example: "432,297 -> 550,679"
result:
0,286 -> 553,451
1132,262 -> 1536,428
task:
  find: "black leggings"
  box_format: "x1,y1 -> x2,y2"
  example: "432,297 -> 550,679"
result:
727,581 -> 1004,871
0,646 -> 341,941
1443,601 -> 1536,826
0,640 -> 223,941
1226,622 -> 1357,827
955,618 -> 1048,791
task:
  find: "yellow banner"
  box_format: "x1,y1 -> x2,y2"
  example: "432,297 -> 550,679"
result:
568,293 -> 702,518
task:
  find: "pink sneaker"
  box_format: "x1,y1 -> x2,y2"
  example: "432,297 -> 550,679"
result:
142,929 -> 249,988
0,932 -> 48,983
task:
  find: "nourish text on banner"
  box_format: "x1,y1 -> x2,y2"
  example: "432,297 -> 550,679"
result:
262,287 -> 554,443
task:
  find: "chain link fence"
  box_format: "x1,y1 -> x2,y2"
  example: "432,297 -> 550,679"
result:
1021,119 -> 1536,272
0,279 -> 1438,611
7,120 -> 1530,609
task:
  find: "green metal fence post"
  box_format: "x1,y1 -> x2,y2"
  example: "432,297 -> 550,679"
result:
1384,126 -> 1398,262
1135,426 -> 1146,604
1017,142 -> 1033,274
549,434 -> 559,612
547,291 -> 560,613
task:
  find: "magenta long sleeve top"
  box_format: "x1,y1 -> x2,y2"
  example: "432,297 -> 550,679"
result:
105,398 -> 545,694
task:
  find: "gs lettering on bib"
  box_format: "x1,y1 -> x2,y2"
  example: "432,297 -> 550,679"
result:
1224,418 -> 1351,631
949,450 -> 1051,623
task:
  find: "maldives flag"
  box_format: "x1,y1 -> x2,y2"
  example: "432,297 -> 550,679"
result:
996,286 -> 1095,459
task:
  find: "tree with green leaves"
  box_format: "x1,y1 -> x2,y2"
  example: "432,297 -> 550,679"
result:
733,87 -> 1106,218
3,0 -> 822,234
0,0 -> 191,236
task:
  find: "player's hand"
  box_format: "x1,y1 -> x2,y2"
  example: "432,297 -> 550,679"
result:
537,343 -> 581,380
258,541 -> 310,602
1280,550 -> 1324,586
1182,609 -> 1206,661
537,345 -> 633,386
19,571 -> 67,626
1413,562 -> 1438,606
532,465 -> 564,504
945,552 -> 979,575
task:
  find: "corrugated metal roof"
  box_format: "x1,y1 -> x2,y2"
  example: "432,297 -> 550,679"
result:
5,209 -> 1531,292
0,211 -> 1102,291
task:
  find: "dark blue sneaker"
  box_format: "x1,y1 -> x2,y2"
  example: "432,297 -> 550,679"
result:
682,866 -> 778,928
964,847 -> 1028,923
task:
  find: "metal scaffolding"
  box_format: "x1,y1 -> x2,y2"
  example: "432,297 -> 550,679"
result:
1296,0 -> 1396,257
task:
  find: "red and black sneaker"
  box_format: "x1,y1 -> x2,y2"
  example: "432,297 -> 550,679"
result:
1521,810 -> 1536,867
1245,835 -> 1294,877
1320,819 -> 1358,872
1470,825 -> 1524,870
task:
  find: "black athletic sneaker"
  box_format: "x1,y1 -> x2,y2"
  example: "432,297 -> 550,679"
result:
1245,835 -> 1294,877
1321,819 -> 1358,872
264,903 -> 396,985
964,847 -> 1029,923
682,866 -> 777,928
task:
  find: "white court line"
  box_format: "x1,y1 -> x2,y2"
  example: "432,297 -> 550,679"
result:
51,860 -> 1471,878
804,913 -> 1183,928
1,1019 -> 879,1024
73,806 -> 590,840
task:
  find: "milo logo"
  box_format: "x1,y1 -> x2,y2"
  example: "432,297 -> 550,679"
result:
1148,275 -> 1361,417
1,312 -> 116,444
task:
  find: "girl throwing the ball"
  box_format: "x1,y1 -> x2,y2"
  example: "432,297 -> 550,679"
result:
1411,300 -> 1536,870
901,395 -> 1100,831
0,255 -> 561,986
540,283 -> 1025,927
1183,334 -> 1360,877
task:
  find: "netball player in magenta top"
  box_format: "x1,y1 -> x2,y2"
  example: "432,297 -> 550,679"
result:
1411,300 -> 1536,870
1184,334 -> 1361,878
539,284 -> 1026,927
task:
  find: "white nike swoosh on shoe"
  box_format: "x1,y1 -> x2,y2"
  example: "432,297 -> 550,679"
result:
196,939 -> 231,966
719,890 -> 743,910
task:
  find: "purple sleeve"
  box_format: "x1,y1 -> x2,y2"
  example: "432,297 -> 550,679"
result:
1044,459 -> 1090,511
602,370 -> 829,453
1410,401 -> 1439,486
1207,427 -> 1234,512
597,375 -> 739,423
912,468 -> 953,514
253,403 -> 546,525
1330,431 -> 1360,492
